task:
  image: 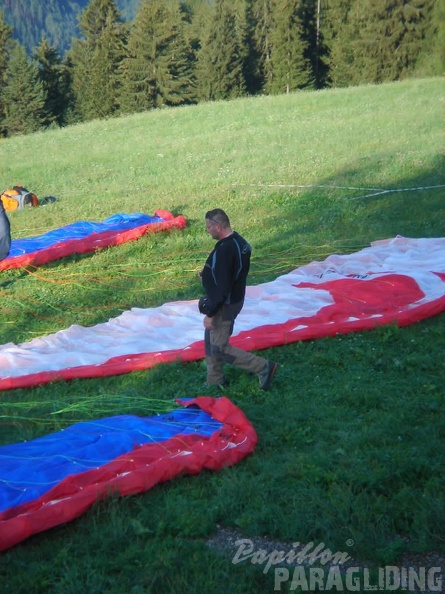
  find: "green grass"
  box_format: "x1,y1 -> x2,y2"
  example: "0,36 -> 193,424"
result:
0,77 -> 444,594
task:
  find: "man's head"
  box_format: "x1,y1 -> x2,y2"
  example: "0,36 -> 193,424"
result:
205,209 -> 231,240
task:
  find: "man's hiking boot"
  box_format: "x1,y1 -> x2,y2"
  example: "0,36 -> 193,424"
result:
258,360 -> 278,391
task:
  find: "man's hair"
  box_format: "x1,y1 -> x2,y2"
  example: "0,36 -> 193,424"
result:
205,208 -> 230,228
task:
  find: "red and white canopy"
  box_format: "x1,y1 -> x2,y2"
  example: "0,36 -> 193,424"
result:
1,236 -> 444,391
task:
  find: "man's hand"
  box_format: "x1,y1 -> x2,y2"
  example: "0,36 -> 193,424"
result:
203,315 -> 213,330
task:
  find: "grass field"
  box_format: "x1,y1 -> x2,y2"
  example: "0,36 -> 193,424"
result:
0,77 -> 444,594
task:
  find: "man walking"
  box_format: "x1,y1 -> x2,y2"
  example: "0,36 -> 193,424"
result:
199,208 -> 277,391
0,199 -> 11,261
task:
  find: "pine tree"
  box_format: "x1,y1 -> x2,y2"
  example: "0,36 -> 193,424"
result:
267,0 -> 314,94
119,0 -> 195,114
409,0 -> 444,77
182,0 -> 213,86
351,0 -> 431,83
308,0 -> 329,88
322,0 -> 355,87
391,0 -> 433,79
326,0 -> 434,86
3,44 -> 47,136
69,0 -> 126,121
77,0 -> 121,39
182,0 -> 213,48
34,37 -> 72,127
195,0 -> 247,101
231,0 -> 255,93
0,10 -> 14,136
251,0 -> 275,93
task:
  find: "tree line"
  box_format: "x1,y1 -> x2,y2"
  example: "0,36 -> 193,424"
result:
0,0 -> 443,137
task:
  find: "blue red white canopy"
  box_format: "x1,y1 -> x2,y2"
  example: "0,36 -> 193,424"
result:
0,396 -> 257,551
0,210 -> 186,271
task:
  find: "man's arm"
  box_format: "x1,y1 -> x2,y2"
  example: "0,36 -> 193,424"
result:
199,241 -> 235,316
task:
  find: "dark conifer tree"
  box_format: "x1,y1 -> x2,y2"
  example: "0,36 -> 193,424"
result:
77,0 -> 121,39
326,0 -> 434,86
267,0 -> 314,94
0,11 -> 14,136
119,0 -> 195,114
321,0 -> 354,87
251,0 -> 275,93
353,0 -> 432,83
390,0 -> 434,79
182,0 -> 213,46
409,0 -> 445,77
230,0 -> 256,94
34,37 -> 72,127
69,0 -> 126,121
182,0 -> 213,82
307,0 -> 329,88
3,44 -> 47,136
0,10 -> 13,82
195,0 -> 247,101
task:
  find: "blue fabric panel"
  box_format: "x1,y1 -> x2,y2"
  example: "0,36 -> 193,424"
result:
8,213 -> 162,257
0,404 -> 222,513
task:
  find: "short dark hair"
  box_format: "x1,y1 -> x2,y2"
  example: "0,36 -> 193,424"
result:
205,208 -> 230,228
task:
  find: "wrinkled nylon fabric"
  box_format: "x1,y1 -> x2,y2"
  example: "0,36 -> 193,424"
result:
0,211 -> 186,271
0,236 -> 444,390
0,405 -> 222,513
0,396 -> 257,551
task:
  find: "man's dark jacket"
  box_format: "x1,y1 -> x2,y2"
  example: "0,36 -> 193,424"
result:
0,202 -> 11,261
199,231 -> 251,317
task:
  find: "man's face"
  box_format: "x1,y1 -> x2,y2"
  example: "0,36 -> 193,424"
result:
205,218 -> 221,240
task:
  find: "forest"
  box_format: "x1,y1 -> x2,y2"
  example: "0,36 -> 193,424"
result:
0,0 -> 443,138
0,0 -> 141,53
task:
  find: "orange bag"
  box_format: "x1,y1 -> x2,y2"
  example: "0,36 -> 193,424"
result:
0,185 -> 40,211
